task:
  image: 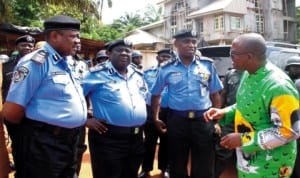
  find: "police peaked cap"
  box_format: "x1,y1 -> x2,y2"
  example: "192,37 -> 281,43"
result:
173,29 -> 198,39
106,39 -> 132,52
44,15 -> 80,31
15,35 -> 35,45
104,41 -> 112,50
132,50 -> 143,58
95,50 -> 107,59
157,48 -> 172,55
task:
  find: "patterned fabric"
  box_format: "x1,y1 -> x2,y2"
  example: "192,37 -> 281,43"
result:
222,62 -> 299,177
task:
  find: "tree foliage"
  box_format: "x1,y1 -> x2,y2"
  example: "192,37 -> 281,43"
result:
0,1 -> 162,42
111,4 -> 163,35
297,6 -> 300,42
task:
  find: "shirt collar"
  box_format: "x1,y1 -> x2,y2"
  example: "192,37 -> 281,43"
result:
106,61 -> 136,78
44,43 -> 64,64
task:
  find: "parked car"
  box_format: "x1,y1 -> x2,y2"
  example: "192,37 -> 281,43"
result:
199,43 -> 300,77
198,45 -> 231,78
199,45 -> 232,77
266,46 -> 300,70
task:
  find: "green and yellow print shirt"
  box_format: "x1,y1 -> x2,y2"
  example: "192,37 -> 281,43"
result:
222,62 -> 299,177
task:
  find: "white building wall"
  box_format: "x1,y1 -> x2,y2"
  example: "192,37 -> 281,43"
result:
143,0 -> 297,45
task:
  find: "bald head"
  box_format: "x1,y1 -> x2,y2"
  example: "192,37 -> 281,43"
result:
233,33 -> 266,61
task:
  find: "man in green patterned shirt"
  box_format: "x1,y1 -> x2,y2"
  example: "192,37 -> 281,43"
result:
204,33 -> 300,178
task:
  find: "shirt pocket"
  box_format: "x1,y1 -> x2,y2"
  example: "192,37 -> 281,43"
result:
169,72 -> 183,84
101,81 -> 122,103
193,73 -> 209,88
50,73 -> 72,97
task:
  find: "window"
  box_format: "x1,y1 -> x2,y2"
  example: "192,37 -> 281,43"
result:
174,0 -> 186,11
230,16 -> 241,30
256,15 -> 264,33
171,16 -> 177,26
184,18 -> 192,30
214,15 -> 224,31
199,20 -> 204,33
170,0 -> 190,33
171,27 -> 177,37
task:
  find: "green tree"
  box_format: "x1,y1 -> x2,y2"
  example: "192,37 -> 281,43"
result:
97,0 -> 112,21
296,6 -> 300,43
111,12 -> 148,34
143,4 -> 162,23
0,0 -> 12,22
0,0 -> 99,23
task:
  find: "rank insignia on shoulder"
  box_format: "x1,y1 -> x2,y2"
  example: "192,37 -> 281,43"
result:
199,56 -> 213,63
31,50 -> 48,64
130,64 -> 143,75
89,63 -> 107,72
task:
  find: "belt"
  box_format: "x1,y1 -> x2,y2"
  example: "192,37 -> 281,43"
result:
23,118 -> 80,136
104,123 -> 142,135
170,109 -> 207,119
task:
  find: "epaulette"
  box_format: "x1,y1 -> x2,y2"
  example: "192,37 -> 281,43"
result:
144,66 -> 156,72
130,64 -> 144,76
160,58 -> 177,68
198,56 -> 214,63
31,50 -> 48,64
89,63 -> 108,72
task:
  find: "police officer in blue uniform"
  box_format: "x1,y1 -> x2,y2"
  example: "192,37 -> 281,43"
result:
82,39 -> 147,178
2,35 -> 35,101
151,29 -> 223,178
67,41 -> 89,176
2,34 -> 36,171
2,15 -> 87,178
131,50 -> 143,69
94,49 -> 108,65
139,48 -> 173,178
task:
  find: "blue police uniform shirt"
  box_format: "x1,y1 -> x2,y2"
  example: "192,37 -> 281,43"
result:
151,56 -> 223,111
82,61 -> 147,127
144,66 -> 168,108
6,43 -> 87,128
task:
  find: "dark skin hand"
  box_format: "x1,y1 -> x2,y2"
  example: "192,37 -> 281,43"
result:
86,118 -> 108,134
151,95 -> 167,134
203,107 -> 242,150
153,119 -> 167,134
220,133 -> 242,150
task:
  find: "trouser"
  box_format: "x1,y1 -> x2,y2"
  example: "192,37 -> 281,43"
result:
291,139 -> 300,178
214,124 -> 237,178
14,118 -> 80,178
4,120 -> 21,167
141,106 -> 169,172
88,124 -> 144,178
76,126 -> 87,175
167,109 -> 215,178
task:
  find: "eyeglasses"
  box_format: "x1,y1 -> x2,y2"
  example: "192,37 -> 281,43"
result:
229,51 -> 250,59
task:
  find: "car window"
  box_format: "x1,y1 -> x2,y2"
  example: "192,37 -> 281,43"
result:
212,57 -> 232,77
267,49 -> 300,70
198,45 -> 231,77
